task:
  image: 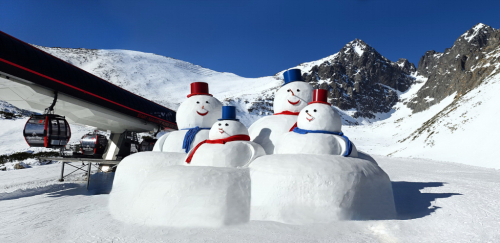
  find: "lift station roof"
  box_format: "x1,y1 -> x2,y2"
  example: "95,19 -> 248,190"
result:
0,31 -> 177,132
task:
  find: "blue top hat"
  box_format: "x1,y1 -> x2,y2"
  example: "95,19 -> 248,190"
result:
219,106 -> 239,121
283,69 -> 303,86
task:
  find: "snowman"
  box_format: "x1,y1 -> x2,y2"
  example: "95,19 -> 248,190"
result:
274,89 -> 358,157
153,82 -> 223,153
185,106 -> 266,167
249,69 -> 313,154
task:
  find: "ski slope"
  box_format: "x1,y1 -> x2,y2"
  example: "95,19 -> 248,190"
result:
0,156 -> 498,243
343,70 -> 500,169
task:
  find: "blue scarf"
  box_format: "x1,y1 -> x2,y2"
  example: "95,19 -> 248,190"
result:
182,126 -> 210,153
292,127 -> 353,157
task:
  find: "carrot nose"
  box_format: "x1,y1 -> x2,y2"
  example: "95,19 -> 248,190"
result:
202,105 -> 205,109
288,89 -> 295,96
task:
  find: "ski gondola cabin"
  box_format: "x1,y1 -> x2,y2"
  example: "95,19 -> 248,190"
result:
80,133 -> 108,157
23,114 -> 71,148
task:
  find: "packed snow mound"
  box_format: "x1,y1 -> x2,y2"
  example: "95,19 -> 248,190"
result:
109,151 -> 186,217
110,164 -> 250,227
250,154 -> 395,224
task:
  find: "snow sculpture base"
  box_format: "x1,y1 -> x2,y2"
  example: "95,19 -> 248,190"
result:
111,151 -> 186,197
110,164 -> 251,228
249,154 -> 396,224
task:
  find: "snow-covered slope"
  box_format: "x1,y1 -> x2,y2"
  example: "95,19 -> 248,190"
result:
34,46 -> 280,111
345,68 -> 500,169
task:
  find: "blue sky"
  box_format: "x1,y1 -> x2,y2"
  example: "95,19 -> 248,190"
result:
1,0 -> 499,78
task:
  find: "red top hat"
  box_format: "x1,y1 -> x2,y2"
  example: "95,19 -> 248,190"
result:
308,89 -> 330,105
187,82 -> 213,98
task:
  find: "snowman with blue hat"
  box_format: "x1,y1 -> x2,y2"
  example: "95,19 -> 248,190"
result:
274,89 -> 358,157
249,69 -> 314,154
247,90 -> 398,224
186,106 -> 266,167
153,82 -> 222,153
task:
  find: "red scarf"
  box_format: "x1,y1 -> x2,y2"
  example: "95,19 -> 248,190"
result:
273,111 -> 300,116
185,134 -> 251,163
273,110 -> 299,131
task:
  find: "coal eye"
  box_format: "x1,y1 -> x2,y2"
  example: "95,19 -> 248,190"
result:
205,101 -> 209,104
287,90 -> 290,92
225,123 -> 229,126
218,123 -> 221,126
297,89 -> 300,92
196,101 -> 200,104
313,109 -> 317,112
305,110 -> 308,113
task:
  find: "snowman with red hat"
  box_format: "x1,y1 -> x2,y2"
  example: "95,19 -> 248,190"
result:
274,89 -> 358,157
153,82 -> 222,153
186,106 -> 266,167
248,90 -> 398,224
249,69 -> 313,154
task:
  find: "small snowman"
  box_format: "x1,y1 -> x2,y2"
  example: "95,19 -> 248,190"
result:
274,89 -> 358,157
153,82 -> 223,153
186,106 -> 266,167
249,69 -> 313,154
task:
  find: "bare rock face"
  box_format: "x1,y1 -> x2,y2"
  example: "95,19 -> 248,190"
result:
410,23 -> 500,113
299,39 -> 416,119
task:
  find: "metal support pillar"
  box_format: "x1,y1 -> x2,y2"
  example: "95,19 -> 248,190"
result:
86,162 -> 92,190
103,133 -> 121,161
58,162 -> 66,182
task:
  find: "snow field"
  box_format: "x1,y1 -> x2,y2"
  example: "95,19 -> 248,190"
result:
1,155 -> 499,242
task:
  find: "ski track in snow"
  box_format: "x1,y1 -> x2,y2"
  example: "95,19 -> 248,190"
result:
0,156 -> 499,243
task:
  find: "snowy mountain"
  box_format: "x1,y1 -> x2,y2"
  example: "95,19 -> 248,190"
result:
0,100 -> 33,118
226,39 -> 417,125
32,46 -> 281,112
410,23 -> 500,112
289,39 -> 416,119
1,23 -> 499,169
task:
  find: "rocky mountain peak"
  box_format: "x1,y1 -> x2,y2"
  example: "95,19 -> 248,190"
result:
458,23 -> 495,44
452,23 -> 497,55
295,39 -> 416,119
340,39 -> 371,57
410,23 -> 500,113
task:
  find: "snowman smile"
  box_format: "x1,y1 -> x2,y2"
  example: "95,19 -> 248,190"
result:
197,110 -> 209,116
288,99 -> 300,105
306,112 -> 315,122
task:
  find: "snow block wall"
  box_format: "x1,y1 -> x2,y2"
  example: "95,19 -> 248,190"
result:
250,154 -> 396,224
110,159 -> 251,227
110,151 -> 186,198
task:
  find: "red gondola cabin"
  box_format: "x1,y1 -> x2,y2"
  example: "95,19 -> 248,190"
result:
23,114 -> 71,148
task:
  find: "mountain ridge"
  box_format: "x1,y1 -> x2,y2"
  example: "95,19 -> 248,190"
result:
1,23 -> 500,169
410,23 -> 500,113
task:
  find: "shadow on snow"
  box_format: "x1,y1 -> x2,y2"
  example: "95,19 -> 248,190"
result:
391,181 -> 461,220
0,173 -> 115,201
